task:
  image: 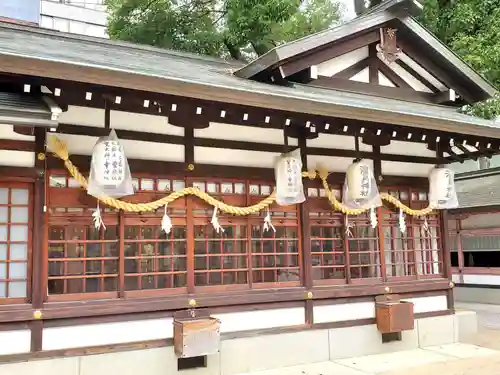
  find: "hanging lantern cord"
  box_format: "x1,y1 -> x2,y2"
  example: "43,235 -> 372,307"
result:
354,134 -> 361,162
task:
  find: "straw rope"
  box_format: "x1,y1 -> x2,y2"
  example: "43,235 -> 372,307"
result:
48,136 -> 434,216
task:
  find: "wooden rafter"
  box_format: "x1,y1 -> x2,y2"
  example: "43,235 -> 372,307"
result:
278,31 -> 380,78
395,59 -> 440,93
331,57 -> 371,79
375,58 -> 411,88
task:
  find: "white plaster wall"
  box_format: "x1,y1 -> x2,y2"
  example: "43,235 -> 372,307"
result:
399,53 -> 447,91
0,330 -> 31,355
0,150 -> 34,167
381,141 -> 436,158
350,67 -> 370,83
307,133 -> 371,151
462,274 -> 500,285
0,124 -> 35,141
380,161 -> 433,177
42,317 -> 174,350
379,59 -> 433,93
51,133 -> 185,163
214,308 -> 305,333
317,47 -> 368,77
378,72 -> 395,87
194,147 -> 276,168
196,122 -> 298,146
58,106 -> 184,136
313,295 -> 448,324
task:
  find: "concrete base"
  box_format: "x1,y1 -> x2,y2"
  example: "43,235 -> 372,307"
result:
0,313 -> 478,375
454,286 -> 500,305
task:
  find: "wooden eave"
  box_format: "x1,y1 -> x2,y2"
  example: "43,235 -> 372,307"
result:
235,1 -> 496,104
0,91 -> 60,127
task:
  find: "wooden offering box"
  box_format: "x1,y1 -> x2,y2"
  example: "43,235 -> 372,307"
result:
375,296 -> 414,334
173,309 -> 221,358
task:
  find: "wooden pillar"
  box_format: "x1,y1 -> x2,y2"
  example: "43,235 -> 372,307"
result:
184,126 -> 195,294
298,134 -> 313,325
30,127 -> 47,352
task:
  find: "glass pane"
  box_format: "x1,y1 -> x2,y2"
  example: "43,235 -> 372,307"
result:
10,226 -> 28,242
11,243 -> 28,260
249,185 -> 259,195
141,179 -> 154,191
132,178 -> 139,190
158,179 -> 171,191
8,281 -> 27,298
221,183 -> 232,194
68,178 -> 80,188
0,263 -> 6,278
207,182 -> 218,194
0,244 -> 6,260
0,207 -> 7,223
234,183 -> 245,194
0,226 -> 7,241
50,176 -> 67,187
0,282 -> 5,297
173,180 -> 185,191
11,207 -> 28,223
261,185 -> 271,195
0,188 -> 8,204
193,182 -> 205,192
9,263 -> 27,279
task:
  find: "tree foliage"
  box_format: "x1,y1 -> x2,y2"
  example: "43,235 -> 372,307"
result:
105,0 -> 343,60
419,0 -> 500,119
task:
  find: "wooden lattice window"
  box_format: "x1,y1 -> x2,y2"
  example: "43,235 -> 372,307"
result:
250,215 -> 300,285
0,184 -> 31,302
48,211 -> 119,298
310,211 -> 345,284
124,211 -> 188,293
381,189 -> 442,279
347,213 -> 381,281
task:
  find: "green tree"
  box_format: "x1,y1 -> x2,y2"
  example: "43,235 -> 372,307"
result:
105,0 -> 344,61
358,0 -> 500,119
419,0 -> 500,119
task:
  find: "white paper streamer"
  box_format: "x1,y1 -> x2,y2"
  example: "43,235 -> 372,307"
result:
345,215 -> 353,238
422,216 -> 430,235
161,204 -> 172,234
369,206 -> 378,229
263,208 -> 276,233
211,207 -> 224,234
92,201 -> 106,231
398,209 -> 406,233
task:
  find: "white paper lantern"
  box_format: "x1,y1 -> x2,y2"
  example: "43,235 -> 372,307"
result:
92,140 -> 126,186
429,167 -> 458,209
275,148 -> 305,205
346,160 -> 372,201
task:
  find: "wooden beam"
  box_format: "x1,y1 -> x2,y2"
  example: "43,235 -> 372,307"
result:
310,76 -> 438,104
396,38 -> 475,103
279,31 -> 380,78
395,59 -> 440,93
433,89 -> 456,104
47,154 -> 429,188
55,123 -> 441,165
375,59 -> 412,89
368,45 -> 379,85
332,57 -> 371,79
30,127 -> 46,352
0,139 -> 35,152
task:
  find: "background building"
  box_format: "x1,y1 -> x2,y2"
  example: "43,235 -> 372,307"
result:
0,0 -> 107,38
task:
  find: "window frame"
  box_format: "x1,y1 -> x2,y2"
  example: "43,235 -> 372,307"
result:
0,181 -> 33,305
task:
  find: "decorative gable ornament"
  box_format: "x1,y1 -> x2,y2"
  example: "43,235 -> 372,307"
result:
342,159 -> 382,210
87,129 -> 134,198
376,28 -> 402,65
428,167 -> 459,209
275,148 -> 305,206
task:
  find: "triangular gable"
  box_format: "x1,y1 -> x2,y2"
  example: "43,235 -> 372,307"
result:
235,0 -> 496,105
